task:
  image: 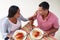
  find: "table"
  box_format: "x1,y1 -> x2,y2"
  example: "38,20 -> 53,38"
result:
21,22 -> 57,40
9,22 -> 57,40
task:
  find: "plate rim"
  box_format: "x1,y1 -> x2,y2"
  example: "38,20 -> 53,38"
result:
30,28 -> 44,39
13,30 -> 27,40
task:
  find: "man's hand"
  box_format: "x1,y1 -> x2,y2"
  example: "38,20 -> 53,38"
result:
43,32 -> 49,37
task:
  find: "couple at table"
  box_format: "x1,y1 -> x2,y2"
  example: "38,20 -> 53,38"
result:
0,1 -> 59,40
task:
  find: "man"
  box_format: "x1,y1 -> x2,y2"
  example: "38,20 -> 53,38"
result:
29,1 -> 59,37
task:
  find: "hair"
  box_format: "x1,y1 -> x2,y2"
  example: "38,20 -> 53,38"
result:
8,5 -> 19,18
39,1 -> 49,10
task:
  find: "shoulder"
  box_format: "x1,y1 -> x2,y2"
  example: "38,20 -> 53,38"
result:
34,10 -> 39,16
49,11 -> 58,20
0,17 -> 9,24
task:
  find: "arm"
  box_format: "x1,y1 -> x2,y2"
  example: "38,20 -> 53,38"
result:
45,18 -> 59,36
1,22 -> 8,39
18,14 -> 28,22
46,27 -> 58,35
1,21 -> 13,40
29,11 -> 37,20
29,11 -> 37,27
29,20 -> 34,26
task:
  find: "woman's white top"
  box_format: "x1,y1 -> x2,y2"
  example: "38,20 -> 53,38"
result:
0,14 -> 28,39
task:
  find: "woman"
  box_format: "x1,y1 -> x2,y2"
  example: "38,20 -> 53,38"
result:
0,5 -> 28,40
29,1 -> 59,37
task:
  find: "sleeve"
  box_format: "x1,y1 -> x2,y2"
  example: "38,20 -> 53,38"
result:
29,11 -> 37,20
53,17 -> 59,29
33,13 -> 37,20
1,22 -> 8,39
18,14 -> 28,22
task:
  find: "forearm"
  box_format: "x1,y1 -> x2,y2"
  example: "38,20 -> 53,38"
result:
29,16 -> 35,20
46,28 -> 58,35
30,20 -> 34,26
1,33 -> 8,39
18,14 -> 28,21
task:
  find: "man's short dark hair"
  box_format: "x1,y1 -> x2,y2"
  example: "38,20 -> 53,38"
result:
39,1 -> 49,10
8,5 -> 19,18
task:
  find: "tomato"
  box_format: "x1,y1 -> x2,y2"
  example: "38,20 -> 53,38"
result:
33,31 -> 40,37
34,31 -> 40,37
16,33 -> 24,39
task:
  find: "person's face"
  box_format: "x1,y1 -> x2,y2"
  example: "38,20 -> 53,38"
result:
38,7 -> 48,16
14,9 -> 20,19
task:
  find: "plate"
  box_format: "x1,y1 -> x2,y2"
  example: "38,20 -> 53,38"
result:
13,30 -> 27,40
30,28 -> 44,40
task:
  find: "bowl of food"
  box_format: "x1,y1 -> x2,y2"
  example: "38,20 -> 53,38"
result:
30,28 -> 44,40
13,30 -> 27,40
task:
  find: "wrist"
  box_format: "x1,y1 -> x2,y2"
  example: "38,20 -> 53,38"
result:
46,31 -> 50,35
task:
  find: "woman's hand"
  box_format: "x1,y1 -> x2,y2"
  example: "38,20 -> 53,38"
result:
7,34 -> 11,38
7,34 -> 14,40
8,37 -> 14,40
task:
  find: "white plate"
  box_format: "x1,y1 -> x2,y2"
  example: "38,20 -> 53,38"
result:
13,30 -> 27,40
30,28 -> 44,40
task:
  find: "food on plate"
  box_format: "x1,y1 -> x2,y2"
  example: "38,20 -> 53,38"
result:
30,28 -> 44,40
15,33 -> 24,40
13,30 -> 27,40
32,30 -> 40,37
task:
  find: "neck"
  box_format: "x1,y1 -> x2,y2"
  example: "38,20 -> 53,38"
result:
8,17 -> 17,24
43,13 -> 48,17
42,11 -> 49,20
